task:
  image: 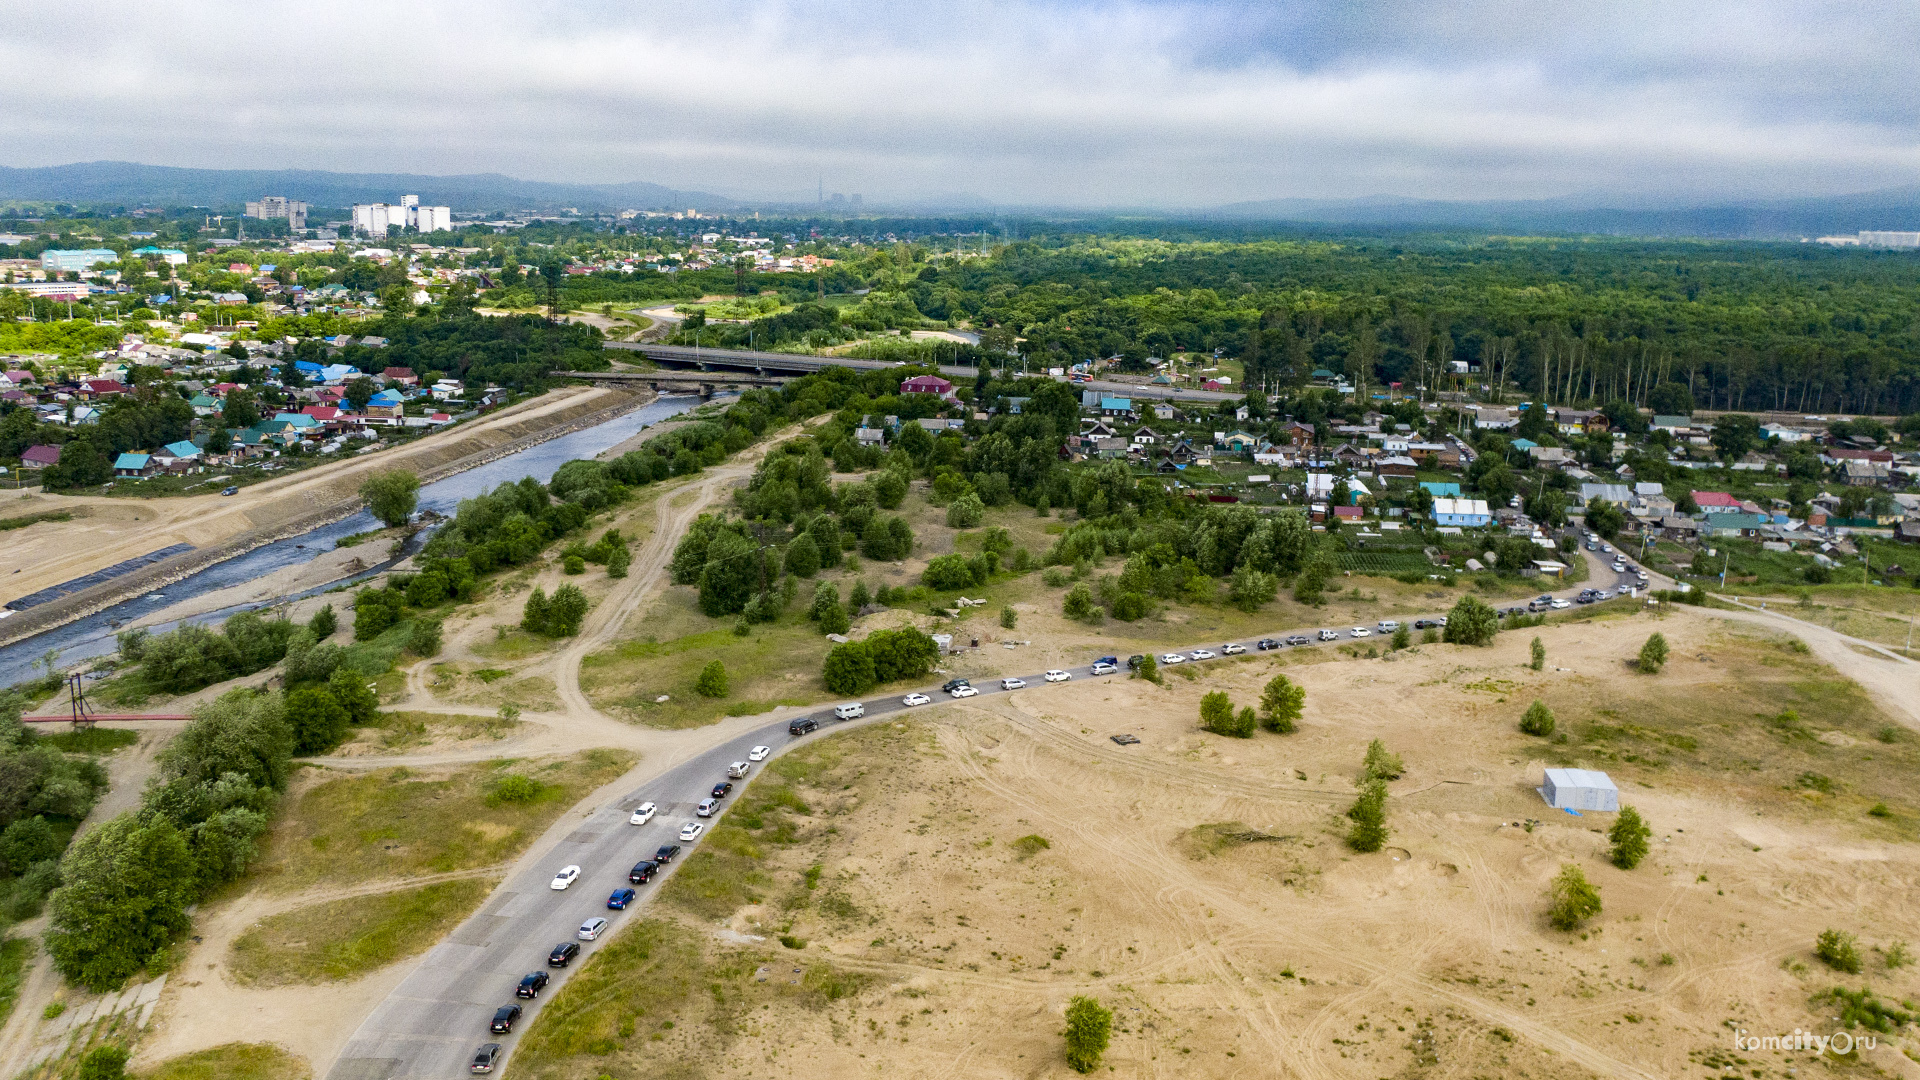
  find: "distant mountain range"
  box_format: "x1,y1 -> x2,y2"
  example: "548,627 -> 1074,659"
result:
0,161 -> 736,214
1210,188 -> 1920,240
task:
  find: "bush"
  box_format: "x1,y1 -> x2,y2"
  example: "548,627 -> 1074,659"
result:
77,1045 -> 129,1080
1063,995 -> 1113,1073
1134,654 -> 1159,683
922,554 -> 974,591
563,554 -> 586,575
409,618 -> 443,657
546,585 -> 589,636
309,604 -> 337,640
607,546 -> 631,578
782,533 -> 820,578
486,774 -> 545,807
1042,566 -> 1069,588
818,602 -> 851,636
1346,779 -> 1388,852
328,668 -> 379,727
1547,864 -> 1602,930
47,813 -> 197,990
946,492 -> 984,529
1362,739 -> 1403,781
521,587 -> 550,633
694,661 -> 729,698
822,641 -> 878,695
1519,700 -> 1556,737
1609,806 -> 1651,869
999,606 -> 1017,629
1530,636 -> 1545,671
1815,929 -> 1862,973
1390,625 -> 1410,651
1062,582 -> 1100,623
1259,674 -> 1304,733
1199,691 -> 1250,737
1228,563 -> 1277,612
285,686 -> 350,755
1443,596 -> 1499,645
1638,632 -> 1669,673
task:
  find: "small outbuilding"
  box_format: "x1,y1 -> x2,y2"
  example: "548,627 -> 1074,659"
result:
1539,768 -> 1618,812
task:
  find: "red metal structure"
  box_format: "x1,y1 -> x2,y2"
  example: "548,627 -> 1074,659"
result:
21,674 -> 191,727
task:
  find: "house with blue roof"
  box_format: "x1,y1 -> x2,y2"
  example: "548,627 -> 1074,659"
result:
294,360 -> 324,373
1419,481 -> 1462,498
1097,395 -> 1133,416
113,452 -> 153,477
365,389 -> 407,425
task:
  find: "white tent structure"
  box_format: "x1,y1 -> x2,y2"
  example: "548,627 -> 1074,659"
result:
1539,768 -> 1619,811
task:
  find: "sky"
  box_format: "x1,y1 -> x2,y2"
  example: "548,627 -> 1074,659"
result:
5,0 -> 1919,208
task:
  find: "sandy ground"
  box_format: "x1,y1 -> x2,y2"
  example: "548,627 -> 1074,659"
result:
1,386 -> 620,610
125,541 -> 391,630
600,608 -> 1920,1080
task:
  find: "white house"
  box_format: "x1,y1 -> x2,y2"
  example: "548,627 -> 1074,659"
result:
1432,497 -> 1492,527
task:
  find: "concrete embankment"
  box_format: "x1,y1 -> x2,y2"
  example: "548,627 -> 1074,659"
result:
0,389 -> 653,649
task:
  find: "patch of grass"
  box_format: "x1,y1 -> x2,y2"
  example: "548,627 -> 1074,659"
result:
252,749 -> 634,893
472,627 -> 555,662
0,937 -> 33,1031
132,1042 -> 311,1080
581,596 -> 832,729
36,727 -> 139,753
1179,821 -> 1296,859
229,878 -> 493,986
0,510 -> 73,532
1011,834 -> 1051,858
355,710 -> 520,751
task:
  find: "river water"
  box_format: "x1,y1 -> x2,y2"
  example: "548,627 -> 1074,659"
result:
0,394 -> 702,687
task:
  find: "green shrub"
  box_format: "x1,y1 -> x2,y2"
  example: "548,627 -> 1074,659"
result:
1362,739 -> 1403,781
1519,700 -> 1556,737
1609,806 -> 1651,869
1530,636 -> 1545,670
1815,929 -> 1862,973
1346,780 -> 1388,852
999,606 -> 1017,629
1638,632 -> 1669,673
1259,675 -> 1303,733
1199,691 -> 1251,737
485,774 -> 546,807
1547,864 -> 1601,930
1443,596 -> 1498,645
694,661 -> 729,698
1063,995 -> 1112,1073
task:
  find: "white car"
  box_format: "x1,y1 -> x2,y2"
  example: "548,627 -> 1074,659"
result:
1636,571 -> 1649,581
902,692 -> 931,707
696,798 -> 718,817
1318,629 -> 1337,641
628,801 -> 657,826
1350,627 -> 1371,638
1221,643 -> 1245,655
1001,677 -> 1026,690
1160,653 -> 1186,665
1043,669 -> 1071,682
1549,598 -> 1571,609
679,821 -> 704,842
550,865 -> 581,890
950,685 -> 979,698
1189,649 -> 1215,660
747,745 -> 771,762
578,917 -> 608,941
1617,585 -> 1634,595
1090,662 -> 1117,675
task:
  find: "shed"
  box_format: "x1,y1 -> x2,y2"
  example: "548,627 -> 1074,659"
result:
1539,768 -> 1618,811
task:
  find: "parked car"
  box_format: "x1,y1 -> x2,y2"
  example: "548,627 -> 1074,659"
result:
628,860 -> 658,884
471,1043 -> 503,1073
949,685 -> 979,698
1091,661 -> 1118,675
221,485 -> 239,496
548,942 -> 580,967
1221,643 -> 1245,655
711,781 -> 733,799
1413,619 -> 1435,629
1550,598 -> 1571,609
1377,621 -> 1399,633
1126,654 -> 1146,669
1285,634 -> 1311,646
628,801 -> 656,826
491,1004 -> 523,1034
578,917 -> 609,941
608,887 -> 637,909
833,703 -> 864,720
1043,669 -> 1071,682
727,761 -> 749,779
1256,638 -> 1280,651
516,971 -> 550,998
999,677 -> 1024,690
1160,653 -> 1186,664
679,821 -> 704,842
1318,629 -> 1338,641
549,865 -> 581,890
902,692 -> 931,706
788,717 -> 819,736
696,798 -> 719,817
1094,656 -> 1118,668
1349,627 -> 1371,638
1189,649 -> 1215,660
654,844 -> 681,864
941,678 -> 972,694
748,745 -> 771,761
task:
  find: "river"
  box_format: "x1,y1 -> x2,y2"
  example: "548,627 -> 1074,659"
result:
0,394 -> 703,688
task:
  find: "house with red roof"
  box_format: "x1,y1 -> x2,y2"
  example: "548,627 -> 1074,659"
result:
1691,490 -> 1741,515
19,445 -> 62,469
382,366 -> 418,387
76,379 -> 128,400
900,374 -> 953,396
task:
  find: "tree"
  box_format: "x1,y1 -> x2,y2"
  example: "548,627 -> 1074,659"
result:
807,581 -> 842,622
1063,995 -> 1113,1073
1228,563 -> 1278,612
360,470 -> 420,528
522,587 -> 550,634
607,546 -> 631,578
946,492 -> 984,528
1390,625 -> 1410,651
1638,632 -> 1669,673
822,641 -> 877,695
922,554 -> 975,591
865,628 -> 939,682
47,813 -> 197,990
1363,738 -> 1404,781
1519,699 -> 1556,737
818,601 -> 851,636
999,606 -> 1017,629
1062,582 -> 1100,622
547,585 -> 588,636
409,618 -> 442,656
309,604 -> 337,641
344,376 -> 376,412
1199,691 -> 1250,737
222,387 -> 260,430
782,533 -> 821,578
1547,864 -> 1602,930
328,668 -> 379,727
1346,779 -> 1388,852
1443,596 -> 1498,646
1711,414 -> 1760,459
45,437 -> 110,490
1586,496 -> 1627,538
1530,636 -> 1545,670
1647,382 -> 1694,417
1609,806 -> 1651,869
694,661 -> 729,698
286,686 -> 350,755
1259,674 -> 1304,733
1134,653 -> 1159,683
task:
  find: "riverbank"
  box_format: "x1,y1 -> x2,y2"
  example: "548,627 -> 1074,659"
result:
0,388 -> 655,650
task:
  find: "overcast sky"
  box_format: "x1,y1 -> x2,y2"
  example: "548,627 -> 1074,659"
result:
5,0 -> 1918,207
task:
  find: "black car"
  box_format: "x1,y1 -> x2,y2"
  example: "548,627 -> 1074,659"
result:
788,717 -> 818,736
710,781 -> 733,799
608,887 -> 637,909
1255,639 -> 1280,650
471,1043 -> 503,1074
1412,619 -> 1434,629
515,971 -> 549,998
491,1004 -> 523,1034
548,942 -> 580,967
1125,654 -> 1146,670
654,844 -> 681,864
629,860 -> 659,883
940,678 -> 971,693
1285,634 -> 1311,646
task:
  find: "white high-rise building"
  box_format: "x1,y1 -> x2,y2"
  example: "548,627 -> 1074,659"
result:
415,206 -> 452,233
399,194 -> 420,228
245,196 -> 307,231
351,203 -> 394,238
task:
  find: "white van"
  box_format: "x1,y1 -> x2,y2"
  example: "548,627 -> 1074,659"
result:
833,703 -> 865,721
1377,620 -> 1400,633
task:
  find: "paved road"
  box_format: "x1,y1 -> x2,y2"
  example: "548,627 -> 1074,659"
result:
326,553 -> 1645,1079
603,341 -> 1240,405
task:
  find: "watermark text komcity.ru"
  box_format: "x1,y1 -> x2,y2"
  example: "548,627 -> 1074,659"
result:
1734,1029 -> 1876,1055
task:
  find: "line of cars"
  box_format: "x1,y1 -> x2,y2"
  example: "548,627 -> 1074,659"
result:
469,746 -> 773,1072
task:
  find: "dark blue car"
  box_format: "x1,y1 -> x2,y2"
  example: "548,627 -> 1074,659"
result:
607,887 -> 637,910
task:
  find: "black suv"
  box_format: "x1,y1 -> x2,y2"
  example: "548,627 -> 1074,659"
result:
1125,655 -> 1146,670
1255,639 -> 1280,651
1285,634 -> 1311,646
491,1004 -> 523,1034
710,781 -> 733,799
940,678 -> 971,693
654,844 -> 682,864
629,860 -> 659,883
516,971 -> 549,998
548,942 -> 580,967
788,717 -> 818,736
